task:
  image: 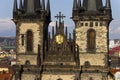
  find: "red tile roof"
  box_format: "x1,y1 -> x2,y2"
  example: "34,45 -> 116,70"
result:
0,70 -> 14,80
109,46 -> 120,55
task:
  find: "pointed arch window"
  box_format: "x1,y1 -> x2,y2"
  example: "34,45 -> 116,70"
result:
87,29 -> 96,51
26,30 -> 33,52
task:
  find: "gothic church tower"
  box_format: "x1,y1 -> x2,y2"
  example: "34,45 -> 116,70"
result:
13,0 -> 51,79
72,0 -> 112,79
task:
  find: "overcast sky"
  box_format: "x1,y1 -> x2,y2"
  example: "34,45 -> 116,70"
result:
0,0 -> 120,39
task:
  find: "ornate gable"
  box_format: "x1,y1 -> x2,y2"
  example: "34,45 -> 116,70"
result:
44,12 -> 78,66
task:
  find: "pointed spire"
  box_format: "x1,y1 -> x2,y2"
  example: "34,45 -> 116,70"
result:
69,33 -> 72,42
48,32 -> 51,45
73,0 -> 78,10
78,0 -> 81,9
83,0 -> 103,11
106,0 -> 111,8
62,21 -> 64,29
42,0 -> 45,11
19,0 -> 22,10
73,30 -> 75,40
97,0 -> 103,8
52,27 -> 54,39
35,0 -> 41,10
13,0 -> 18,12
56,21 -> 58,33
46,0 -> 50,13
65,27 -> 68,39
40,0 -> 42,9
26,0 -> 35,13
23,0 -> 27,11
83,0 -> 87,9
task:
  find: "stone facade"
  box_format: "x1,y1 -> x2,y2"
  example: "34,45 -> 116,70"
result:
42,74 -> 75,80
75,21 -> 109,79
81,73 -> 103,80
72,0 -> 112,79
16,22 -> 44,65
75,21 -> 108,66
21,74 -> 36,80
17,55 -> 37,65
79,53 -> 106,66
17,22 -> 44,54
76,21 -> 108,53
12,0 -> 113,80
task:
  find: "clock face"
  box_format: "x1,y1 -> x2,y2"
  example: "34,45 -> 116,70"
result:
55,34 -> 64,44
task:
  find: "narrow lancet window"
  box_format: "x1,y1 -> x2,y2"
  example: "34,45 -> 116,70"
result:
26,30 -> 33,52
87,29 -> 96,51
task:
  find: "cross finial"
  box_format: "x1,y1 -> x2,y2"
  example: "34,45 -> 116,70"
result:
55,12 -> 66,23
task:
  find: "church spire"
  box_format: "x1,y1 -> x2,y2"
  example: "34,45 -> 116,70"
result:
35,0 -> 41,11
73,0 -> 78,10
56,21 -> 58,33
106,0 -> 111,9
69,33 -> 72,42
13,0 -> 18,12
19,0 -> 22,11
52,27 -> 54,38
65,27 -> 68,39
42,0 -> 45,11
78,0 -> 81,9
46,0 -> 50,13
23,0 -> 27,11
83,0 -> 103,11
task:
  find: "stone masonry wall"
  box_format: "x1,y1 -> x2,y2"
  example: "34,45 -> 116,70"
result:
81,73 -> 102,80
76,21 -> 108,53
17,55 -> 37,65
42,74 -> 75,80
18,22 -> 43,54
21,74 -> 36,80
79,53 -> 106,66
75,21 -> 108,66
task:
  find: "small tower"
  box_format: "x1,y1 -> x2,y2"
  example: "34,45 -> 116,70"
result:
72,0 -> 112,79
13,0 -> 51,80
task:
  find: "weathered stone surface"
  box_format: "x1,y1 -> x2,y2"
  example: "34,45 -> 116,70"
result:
76,21 -> 108,53
17,55 -> 37,65
79,53 -> 106,66
42,74 -> 75,80
21,74 -> 36,80
18,22 -> 43,54
81,73 -> 102,80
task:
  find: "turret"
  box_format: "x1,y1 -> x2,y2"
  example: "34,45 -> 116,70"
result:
78,0 -> 81,9
56,21 -> 58,32
35,0 -> 41,12
23,0 -> 27,12
13,0 -> 18,18
73,0 -> 78,10
106,0 -> 111,9
19,0 -> 22,11
65,27 -> 68,39
52,27 -> 54,38
42,0 -> 45,11
46,0 -> 50,14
